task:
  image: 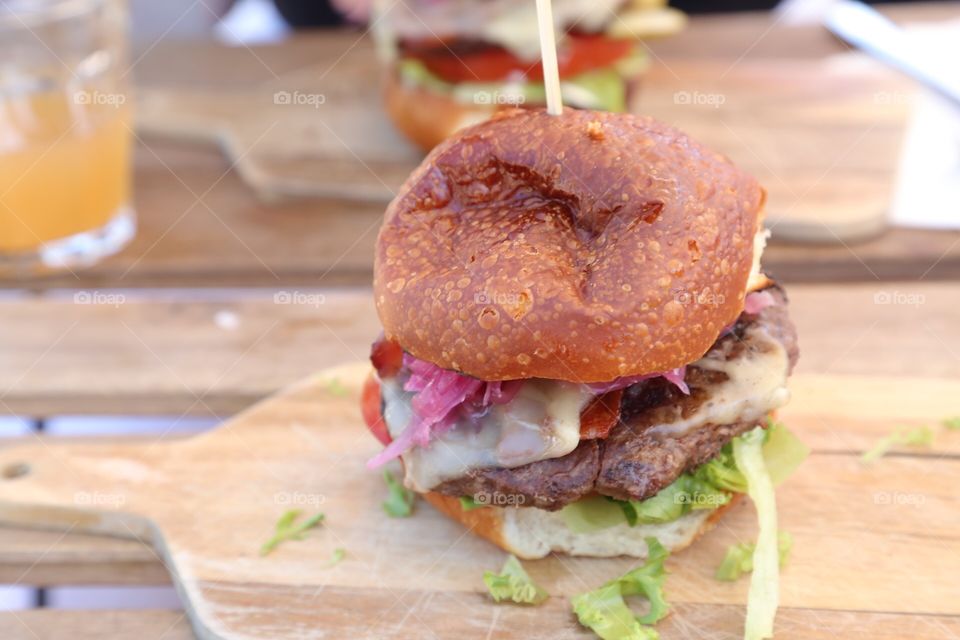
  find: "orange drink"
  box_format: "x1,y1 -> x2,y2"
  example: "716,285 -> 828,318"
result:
1,0 -> 134,276
0,92 -> 132,252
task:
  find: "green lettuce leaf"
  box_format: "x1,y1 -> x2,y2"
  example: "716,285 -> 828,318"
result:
324,547 -> 346,568
572,537 -> 669,639
459,496 -> 487,511
562,423 -> 807,534
696,446 -> 748,493
762,421 -> 810,485
715,532 -> 793,582
382,470 -> 416,517
561,68 -> 627,112
396,53 -> 646,113
483,555 -> 548,605
943,417 -> 960,430
862,426 -> 934,463
561,495 -> 628,533
259,510 -> 325,557
733,427 -> 780,640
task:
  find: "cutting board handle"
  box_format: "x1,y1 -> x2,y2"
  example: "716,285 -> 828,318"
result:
0,438 -> 170,540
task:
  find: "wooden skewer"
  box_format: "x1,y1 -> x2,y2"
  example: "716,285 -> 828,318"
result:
535,0 -> 563,116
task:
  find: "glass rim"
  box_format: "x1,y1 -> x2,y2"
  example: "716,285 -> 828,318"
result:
0,0 -> 106,31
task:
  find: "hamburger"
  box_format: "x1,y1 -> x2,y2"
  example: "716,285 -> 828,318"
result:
369,0 -> 686,151
362,107 -> 805,563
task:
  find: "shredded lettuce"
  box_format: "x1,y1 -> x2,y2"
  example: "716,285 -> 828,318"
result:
560,68 -> 627,112
622,474 -> 731,526
560,423 -> 807,535
382,470 -> 416,517
762,421 -> 810,485
459,495 -> 487,511
396,56 -> 643,113
715,532 -> 793,582
324,377 -> 348,397
483,555 -> 548,605
572,537 -> 669,640
603,422 -> 805,531
733,427 -> 779,640
561,495 -> 628,533
944,417 -> 960,430
861,426 -> 934,463
324,547 -> 346,568
259,510 -> 325,557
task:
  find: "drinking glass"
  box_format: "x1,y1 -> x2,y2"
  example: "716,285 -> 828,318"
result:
0,0 -> 134,276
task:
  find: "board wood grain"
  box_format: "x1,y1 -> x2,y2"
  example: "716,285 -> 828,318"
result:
0,364 -> 958,638
135,45 -> 909,243
2,282 -> 959,417
3,610 -> 193,640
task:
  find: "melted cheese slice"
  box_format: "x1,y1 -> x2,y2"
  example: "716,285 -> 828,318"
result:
649,323 -> 791,436
747,228 -> 771,292
383,379 -> 591,492
384,262 -> 790,492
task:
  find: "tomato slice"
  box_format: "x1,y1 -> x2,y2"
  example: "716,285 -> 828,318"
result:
579,389 -> 623,440
370,336 -> 404,378
404,34 -> 634,84
361,373 -> 392,446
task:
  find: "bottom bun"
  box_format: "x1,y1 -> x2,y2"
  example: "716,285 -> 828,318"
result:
423,491 -> 742,560
384,73 -> 498,152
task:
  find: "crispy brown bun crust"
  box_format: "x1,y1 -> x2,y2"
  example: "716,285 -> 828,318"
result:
423,491 -> 511,550
375,108 -> 766,382
384,73 -> 498,153
384,72 -> 647,154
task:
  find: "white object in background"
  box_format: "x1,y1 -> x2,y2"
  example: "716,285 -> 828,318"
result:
45,416 -> 218,437
0,417 -> 34,438
0,586 -> 36,611
891,91 -> 960,230
825,1 -> 960,109
45,586 -> 183,610
129,0 -> 234,41
216,0 -> 291,46
888,18 -> 960,229
535,0 -> 563,116
775,0 -> 839,26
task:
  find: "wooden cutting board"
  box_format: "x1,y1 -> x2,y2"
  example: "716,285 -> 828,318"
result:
0,364 -> 958,639
136,37 -> 912,242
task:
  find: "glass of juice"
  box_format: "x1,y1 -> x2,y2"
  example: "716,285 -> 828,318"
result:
0,0 -> 135,277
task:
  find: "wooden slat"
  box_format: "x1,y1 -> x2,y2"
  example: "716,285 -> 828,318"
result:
1,5 -> 958,290
3,603 -> 958,640
2,369 -> 959,588
13,130 -> 958,288
3,610 -> 192,640
0,526 -> 167,586
1,282 -> 959,417
1,370 -> 959,633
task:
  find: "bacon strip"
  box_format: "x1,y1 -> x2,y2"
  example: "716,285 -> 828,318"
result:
579,389 -> 623,440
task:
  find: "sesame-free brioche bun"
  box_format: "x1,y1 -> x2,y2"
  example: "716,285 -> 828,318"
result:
384,73 -> 646,153
423,491 -> 742,559
374,107 -> 766,382
384,72 -> 499,152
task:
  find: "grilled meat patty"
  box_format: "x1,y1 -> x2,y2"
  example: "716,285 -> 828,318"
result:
434,287 -> 799,510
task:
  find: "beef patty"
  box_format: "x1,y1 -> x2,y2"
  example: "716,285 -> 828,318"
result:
433,286 -> 799,510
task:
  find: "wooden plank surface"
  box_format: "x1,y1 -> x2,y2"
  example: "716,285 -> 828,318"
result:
3,610 -> 193,640
1,282 -> 959,417
2,366 -> 960,638
0,525 -> 168,586
8,605 -> 953,640
3,370 -> 959,590
2,5 -> 959,289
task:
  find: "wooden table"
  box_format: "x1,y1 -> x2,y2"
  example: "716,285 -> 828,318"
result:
2,4 -> 959,638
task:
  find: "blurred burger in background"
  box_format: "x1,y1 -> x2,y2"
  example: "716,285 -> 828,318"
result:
354,0 -> 685,151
